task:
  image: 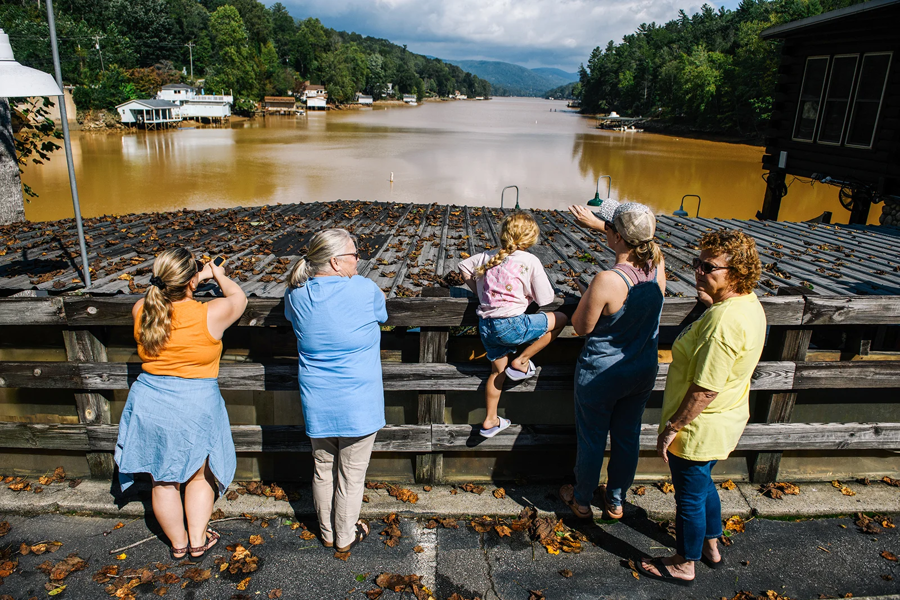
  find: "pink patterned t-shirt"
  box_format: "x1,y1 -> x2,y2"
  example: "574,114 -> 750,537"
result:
458,250 -> 556,319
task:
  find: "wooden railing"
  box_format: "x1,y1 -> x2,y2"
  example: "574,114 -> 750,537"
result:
1,293 -> 899,484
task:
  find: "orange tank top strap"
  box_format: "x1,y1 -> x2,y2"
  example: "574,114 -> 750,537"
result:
135,299 -> 223,379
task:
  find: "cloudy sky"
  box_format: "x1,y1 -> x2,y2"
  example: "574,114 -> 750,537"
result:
269,0 -> 743,72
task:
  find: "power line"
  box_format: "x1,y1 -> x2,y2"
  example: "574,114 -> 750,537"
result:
185,40 -> 195,82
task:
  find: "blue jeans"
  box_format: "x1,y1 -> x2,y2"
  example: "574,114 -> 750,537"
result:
668,453 -> 723,561
573,388 -> 649,508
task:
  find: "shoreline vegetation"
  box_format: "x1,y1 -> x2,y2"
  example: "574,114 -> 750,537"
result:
573,0 -> 868,142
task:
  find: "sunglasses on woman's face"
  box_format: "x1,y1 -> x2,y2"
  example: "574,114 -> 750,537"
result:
335,252 -> 360,260
692,258 -> 732,275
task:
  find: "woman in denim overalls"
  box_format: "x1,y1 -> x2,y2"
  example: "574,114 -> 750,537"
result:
561,202 -> 666,519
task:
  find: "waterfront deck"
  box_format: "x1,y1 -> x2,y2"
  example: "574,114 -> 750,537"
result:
1,200 -> 899,298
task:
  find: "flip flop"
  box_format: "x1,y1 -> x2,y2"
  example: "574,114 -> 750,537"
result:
504,360 -> 536,382
558,484 -> 593,519
635,557 -> 695,586
479,417 -> 511,438
335,520 -> 370,553
599,485 -> 623,520
701,552 -> 723,569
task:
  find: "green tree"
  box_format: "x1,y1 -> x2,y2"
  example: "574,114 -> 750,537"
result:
204,5 -> 258,102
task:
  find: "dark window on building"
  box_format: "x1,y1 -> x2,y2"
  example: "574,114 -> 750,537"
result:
793,56 -> 829,141
846,52 -> 893,149
817,55 -> 859,144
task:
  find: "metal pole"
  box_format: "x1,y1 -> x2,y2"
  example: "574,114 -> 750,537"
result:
45,0 -> 91,287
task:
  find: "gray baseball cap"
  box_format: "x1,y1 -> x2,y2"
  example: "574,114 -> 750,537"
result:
613,202 -> 656,245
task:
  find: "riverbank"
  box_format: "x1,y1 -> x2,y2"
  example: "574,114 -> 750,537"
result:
584,112 -> 764,146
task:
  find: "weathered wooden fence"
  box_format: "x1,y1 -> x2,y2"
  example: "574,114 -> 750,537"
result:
1,293 -> 899,484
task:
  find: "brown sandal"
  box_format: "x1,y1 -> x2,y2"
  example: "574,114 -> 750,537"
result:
188,528 -> 220,558
170,543 -> 188,560
335,520 -> 370,553
599,485 -> 623,520
559,484 -> 593,519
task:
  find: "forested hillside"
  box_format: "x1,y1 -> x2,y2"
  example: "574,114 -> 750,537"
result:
577,0 -> 867,136
447,60 -> 575,97
0,0 -> 490,113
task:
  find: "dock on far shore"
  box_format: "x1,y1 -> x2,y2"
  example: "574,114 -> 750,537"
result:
1,200 -> 899,299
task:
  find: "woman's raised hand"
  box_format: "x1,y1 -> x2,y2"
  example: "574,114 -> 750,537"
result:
568,205 -> 605,231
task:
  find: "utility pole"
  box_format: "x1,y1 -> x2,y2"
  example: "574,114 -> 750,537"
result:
185,41 -> 195,82
92,34 -> 104,72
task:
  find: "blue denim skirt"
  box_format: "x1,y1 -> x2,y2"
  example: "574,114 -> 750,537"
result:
115,373 -> 236,493
478,313 -> 550,361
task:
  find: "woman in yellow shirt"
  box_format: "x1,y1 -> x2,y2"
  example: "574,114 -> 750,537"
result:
638,230 -> 765,586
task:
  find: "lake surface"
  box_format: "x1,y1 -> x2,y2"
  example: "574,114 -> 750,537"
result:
22,97 -> 853,224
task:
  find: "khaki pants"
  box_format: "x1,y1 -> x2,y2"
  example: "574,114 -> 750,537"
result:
310,432 -> 376,548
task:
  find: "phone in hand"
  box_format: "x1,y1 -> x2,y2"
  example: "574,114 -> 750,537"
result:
213,256 -> 226,267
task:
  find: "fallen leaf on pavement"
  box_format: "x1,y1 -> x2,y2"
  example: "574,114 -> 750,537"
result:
493,488 -> 506,499
721,480 -> 737,490
334,551 -> 350,561
299,530 -> 316,541
495,525 -> 512,538
0,558 -> 18,578
656,481 -> 674,494
182,568 -> 212,583
268,590 -> 282,599
413,545 -> 424,553
759,482 -> 800,499
226,491 -> 239,501
725,515 -> 745,534
92,565 -> 118,583
113,522 -> 125,530
559,569 -> 573,577
388,486 -> 418,504
882,476 -> 900,487
459,483 -> 485,495
470,517 -> 494,533
153,586 -> 168,596
236,577 -> 251,590
249,535 -> 263,546
381,513 -> 402,547
528,590 -> 545,600
211,509 -> 225,520
116,553 -> 127,560
0,522 -> 9,537
882,551 -> 898,562
632,486 -> 646,496
422,486 -> 432,492
365,589 -> 384,599
37,553 -> 87,581
362,495 -> 370,503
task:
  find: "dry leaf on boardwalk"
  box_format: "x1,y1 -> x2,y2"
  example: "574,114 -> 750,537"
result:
759,482 -> 800,499
459,483 -> 485,495
725,515 -> 746,534
631,486 -> 646,496
656,481 -> 674,494
721,480 -> 737,490
388,486 -> 418,504
493,488 -> 506,499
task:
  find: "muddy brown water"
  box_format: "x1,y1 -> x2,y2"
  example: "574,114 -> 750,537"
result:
22,97 -> 857,224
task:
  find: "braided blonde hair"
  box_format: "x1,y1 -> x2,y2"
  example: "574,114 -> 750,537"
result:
140,248 -> 197,357
476,212 -> 539,277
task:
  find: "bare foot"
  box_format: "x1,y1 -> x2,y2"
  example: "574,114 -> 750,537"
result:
508,357 -> 529,373
703,538 -> 721,563
640,555 -> 694,581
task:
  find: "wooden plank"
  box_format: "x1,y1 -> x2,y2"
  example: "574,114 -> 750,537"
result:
803,296 -> 900,325
3,422 -> 898,453
0,360 -> 798,391
431,422 -> 900,451
0,297 -> 64,325
752,293 -> 814,483
416,314 -> 449,483
793,361 -> 900,389
62,328 -> 115,479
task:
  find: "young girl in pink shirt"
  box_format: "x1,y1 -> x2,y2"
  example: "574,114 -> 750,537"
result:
459,212 -> 568,437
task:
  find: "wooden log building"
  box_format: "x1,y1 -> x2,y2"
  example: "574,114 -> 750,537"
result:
759,0 -> 900,225
1,201 -> 899,485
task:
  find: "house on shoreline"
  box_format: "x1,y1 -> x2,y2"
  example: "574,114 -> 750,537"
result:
115,99 -> 180,129
155,84 -> 232,123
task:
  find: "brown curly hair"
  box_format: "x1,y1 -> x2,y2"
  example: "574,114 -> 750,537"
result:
698,229 -> 761,295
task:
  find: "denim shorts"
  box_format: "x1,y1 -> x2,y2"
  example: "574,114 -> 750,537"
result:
478,313 -> 550,361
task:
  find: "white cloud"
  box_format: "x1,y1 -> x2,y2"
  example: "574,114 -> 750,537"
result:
270,0 -> 735,70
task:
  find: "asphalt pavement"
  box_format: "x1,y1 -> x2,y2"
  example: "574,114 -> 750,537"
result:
0,510 -> 898,600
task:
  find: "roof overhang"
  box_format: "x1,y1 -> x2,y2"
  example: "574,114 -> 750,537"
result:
761,0 -> 900,39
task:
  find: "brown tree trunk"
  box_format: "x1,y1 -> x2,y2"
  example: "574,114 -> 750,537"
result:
0,98 -> 26,225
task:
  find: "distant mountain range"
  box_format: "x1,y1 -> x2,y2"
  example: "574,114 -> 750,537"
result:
443,60 -> 579,97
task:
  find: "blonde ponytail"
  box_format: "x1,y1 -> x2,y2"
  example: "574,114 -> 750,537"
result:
140,247 -> 197,357
476,212 -> 539,277
287,228 -> 355,289
632,240 -> 663,269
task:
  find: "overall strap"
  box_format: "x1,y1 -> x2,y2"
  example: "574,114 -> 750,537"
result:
610,268 -> 633,289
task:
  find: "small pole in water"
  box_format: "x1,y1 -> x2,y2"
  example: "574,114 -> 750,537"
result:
390,172 -> 394,182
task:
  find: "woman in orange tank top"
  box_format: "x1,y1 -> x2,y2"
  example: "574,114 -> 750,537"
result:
115,247 -> 247,559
